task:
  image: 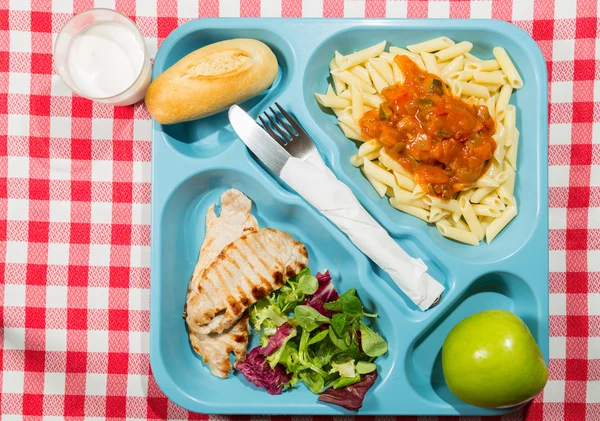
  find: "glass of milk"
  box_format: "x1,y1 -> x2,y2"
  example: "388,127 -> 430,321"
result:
54,8 -> 151,106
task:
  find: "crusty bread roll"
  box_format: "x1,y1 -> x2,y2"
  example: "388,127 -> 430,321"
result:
145,38 -> 278,125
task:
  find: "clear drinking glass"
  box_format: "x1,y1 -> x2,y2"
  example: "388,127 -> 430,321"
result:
53,8 -> 152,106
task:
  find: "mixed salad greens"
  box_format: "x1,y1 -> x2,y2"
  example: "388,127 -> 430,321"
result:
236,269 -> 388,411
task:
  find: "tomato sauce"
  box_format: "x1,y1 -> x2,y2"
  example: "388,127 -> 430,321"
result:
359,55 -> 496,200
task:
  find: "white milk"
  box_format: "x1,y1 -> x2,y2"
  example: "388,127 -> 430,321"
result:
66,21 -> 145,99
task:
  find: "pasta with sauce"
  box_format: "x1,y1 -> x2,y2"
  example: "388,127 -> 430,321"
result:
314,37 -> 522,245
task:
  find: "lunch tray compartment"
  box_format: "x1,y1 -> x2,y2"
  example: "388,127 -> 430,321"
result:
150,19 -> 548,416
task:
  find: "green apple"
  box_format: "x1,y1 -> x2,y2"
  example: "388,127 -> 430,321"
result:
442,310 -> 547,408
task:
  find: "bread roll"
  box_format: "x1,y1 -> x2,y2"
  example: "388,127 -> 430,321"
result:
145,38 -> 278,125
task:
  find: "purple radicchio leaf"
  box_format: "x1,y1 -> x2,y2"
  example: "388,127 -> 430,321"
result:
259,322 -> 293,356
304,271 -> 339,317
317,371 -> 378,411
236,347 -> 291,395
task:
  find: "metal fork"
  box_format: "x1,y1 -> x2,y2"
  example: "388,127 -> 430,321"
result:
258,102 -> 317,161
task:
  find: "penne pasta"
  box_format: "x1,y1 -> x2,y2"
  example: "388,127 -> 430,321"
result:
330,69 -> 377,94
363,158 -> 396,187
349,65 -> 372,84
429,206 -> 449,223
339,41 -> 386,70
459,196 -> 485,241
366,61 -> 389,94
315,93 -> 351,109
471,204 -> 502,218
388,47 -> 427,70
506,127 -> 519,170
421,52 -> 441,77
361,167 -> 388,197
369,58 -> 395,86
441,55 -> 465,80
436,222 -> 480,246
389,199 -> 430,222
485,204 -> 517,243
351,85 -> 364,123
453,81 -> 490,99
316,37 -> 522,246
504,104 -> 516,147
435,41 -> 473,63
473,70 -> 506,85
493,47 -> 523,89
339,122 -> 363,142
464,59 -> 501,72
407,37 -> 455,53
357,140 -> 381,157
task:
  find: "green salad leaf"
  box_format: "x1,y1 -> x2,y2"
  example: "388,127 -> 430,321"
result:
359,322 -> 388,357
294,305 -> 331,332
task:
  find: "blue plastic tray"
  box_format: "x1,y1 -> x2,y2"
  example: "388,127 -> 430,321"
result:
150,18 -> 548,416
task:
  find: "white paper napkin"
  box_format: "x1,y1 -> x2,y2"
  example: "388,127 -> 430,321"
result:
280,152 -> 444,311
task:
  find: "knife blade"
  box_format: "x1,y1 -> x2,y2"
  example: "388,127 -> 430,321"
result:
228,105 -> 290,175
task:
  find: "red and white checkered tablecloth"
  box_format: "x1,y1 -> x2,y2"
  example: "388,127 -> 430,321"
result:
0,0 -> 598,420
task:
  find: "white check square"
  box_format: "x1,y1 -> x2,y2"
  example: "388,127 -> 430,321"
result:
302,0 -> 323,17
589,251 -> 600,272
4,327 -> 25,350
4,284 -> 26,307
549,336 -> 566,359
261,0 -> 281,17
86,373 -> 107,396
52,0 -> 73,13
549,293 -> 566,315
428,0 -> 449,18
87,330 -> 109,353
554,0 -> 576,18
344,0 -> 364,17
553,39 -> 575,61
589,294 -> 600,315
9,72 -> 31,94
549,250 -> 566,272
50,158 -> 71,180
7,198 -> 29,221
51,74 -> 72,96
10,31 -> 31,53
50,116 -> 72,139
386,0 -> 407,17
136,0 -> 157,16
130,245 -> 150,268
6,241 -> 28,264
589,337 -> 600,359
549,208 -> 566,230
7,156 -> 29,178
133,161 -> 151,183
44,372 -> 66,394
89,244 -> 111,267
129,331 -> 149,354
593,123 -> 600,144
49,200 -> 71,223
88,287 -> 109,309
552,81 -> 573,103
10,0 -> 31,10
46,329 -> 67,352
549,123 -> 572,145
91,160 -> 113,182
93,0 -> 115,9
46,285 -> 68,308
549,166 -> 569,188
91,118 -> 113,140
91,202 -> 112,224
2,371 -> 24,394
131,203 -> 150,226
512,0 -> 533,20
589,207 -> 600,229
470,0 -> 492,18
586,381 -> 600,403
127,374 -> 148,397
48,243 -> 69,265
543,381 -> 565,402
129,288 -> 150,311
8,114 -> 30,137
133,119 -> 151,141
220,0 -> 240,16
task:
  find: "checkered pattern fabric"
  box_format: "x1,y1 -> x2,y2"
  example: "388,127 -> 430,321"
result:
0,0 -> 598,420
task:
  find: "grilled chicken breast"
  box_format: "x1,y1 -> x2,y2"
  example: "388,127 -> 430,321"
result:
185,188 -> 258,378
186,228 -> 309,335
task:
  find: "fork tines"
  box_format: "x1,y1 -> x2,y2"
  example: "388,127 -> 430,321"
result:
259,102 -> 301,145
